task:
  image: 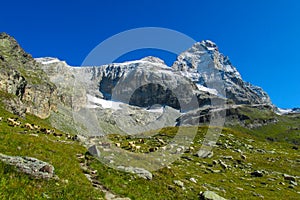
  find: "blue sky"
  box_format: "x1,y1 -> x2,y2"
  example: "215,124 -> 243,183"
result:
1,0 -> 299,108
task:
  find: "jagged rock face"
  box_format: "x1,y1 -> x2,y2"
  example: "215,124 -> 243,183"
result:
110,60 -> 199,111
22,84 -> 57,118
38,58 -> 184,135
0,33 -> 57,118
37,58 -> 137,108
35,58 -> 76,107
128,83 -> 180,109
38,39 -> 273,113
36,39 -> 274,136
39,57 -> 206,111
0,69 -> 27,98
172,40 -> 271,105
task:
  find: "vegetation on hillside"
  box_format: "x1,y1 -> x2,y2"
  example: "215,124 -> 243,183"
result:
1,104 -> 299,199
0,106 -> 104,199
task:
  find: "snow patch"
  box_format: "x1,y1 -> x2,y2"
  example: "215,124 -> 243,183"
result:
146,106 -> 164,113
35,57 -> 61,65
196,84 -> 218,95
87,95 -> 166,114
86,94 -> 124,110
276,108 -> 300,115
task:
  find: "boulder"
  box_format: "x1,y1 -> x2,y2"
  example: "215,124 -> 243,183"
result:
251,170 -> 264,177
283,174 -> 296,181
290,181 -> 297,186
0,153 -> 56,180
117,166 -> 152,180
88,145 -> 101,157
199,191 -> 227,200
174,180 -> 184,187
197,150 -> 214,158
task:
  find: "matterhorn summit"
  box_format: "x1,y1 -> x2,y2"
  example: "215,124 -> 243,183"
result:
172,40 -> 271,105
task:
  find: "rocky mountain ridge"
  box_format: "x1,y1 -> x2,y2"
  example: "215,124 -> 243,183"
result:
172,40 -> 271,105
0,33 -> 57,118
0,32 -> 292,138
37,39 -> 272,110
33,39 -> 277,136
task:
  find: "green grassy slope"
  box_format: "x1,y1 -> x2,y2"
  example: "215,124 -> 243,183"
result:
0,104 -> 299,199
227,106 -> 300,144
0,106 -> 104,199
90,126 -> 299,200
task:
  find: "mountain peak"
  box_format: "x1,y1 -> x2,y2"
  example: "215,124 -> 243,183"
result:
140,56 -> 166,65
0,32 -> 31,60
184,40 -> 219,54
172,39 -> 271,105
0,32 -> 15,41
200,40 -> 218,51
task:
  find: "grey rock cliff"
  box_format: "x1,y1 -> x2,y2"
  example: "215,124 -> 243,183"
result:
0,33 -> 57,118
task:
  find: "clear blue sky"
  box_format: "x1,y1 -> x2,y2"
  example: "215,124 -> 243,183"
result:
1,0 -> 299,108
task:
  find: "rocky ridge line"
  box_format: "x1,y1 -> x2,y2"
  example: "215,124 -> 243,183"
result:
0,33 -> 58,118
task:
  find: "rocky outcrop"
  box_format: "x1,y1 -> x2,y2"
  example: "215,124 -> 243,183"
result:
0,69 -> 27,99
117,166 -> 153,180
196,149 -> 214,158
2,96 -> 27,117
0,153 -> 57,180
0,33 -> 57,118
